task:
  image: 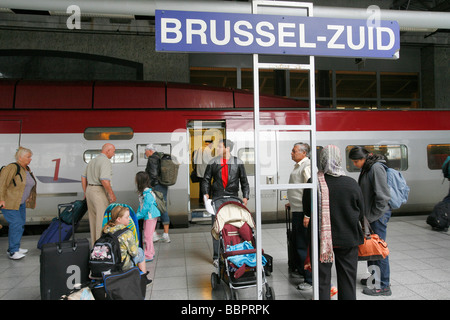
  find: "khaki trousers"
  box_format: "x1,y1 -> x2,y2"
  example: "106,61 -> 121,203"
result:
86,185 -> 109,245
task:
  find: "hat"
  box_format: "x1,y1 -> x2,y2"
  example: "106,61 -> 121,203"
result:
145,144 -> 156,151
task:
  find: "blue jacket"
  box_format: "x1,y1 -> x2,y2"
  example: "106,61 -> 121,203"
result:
137,188 -> 161,220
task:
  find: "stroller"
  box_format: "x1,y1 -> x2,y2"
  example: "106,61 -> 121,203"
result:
210,196 -> 275,300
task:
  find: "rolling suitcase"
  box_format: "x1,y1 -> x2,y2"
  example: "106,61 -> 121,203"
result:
37,199 -> 87,249
40,203 -> 90,300
37,217 -> 73,249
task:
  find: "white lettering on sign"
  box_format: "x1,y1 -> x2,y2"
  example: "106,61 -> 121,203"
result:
157,10 -> 400,59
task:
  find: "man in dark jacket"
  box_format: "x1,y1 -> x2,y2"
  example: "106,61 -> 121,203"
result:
201,139 -> 250,267
201,139 -> 250,205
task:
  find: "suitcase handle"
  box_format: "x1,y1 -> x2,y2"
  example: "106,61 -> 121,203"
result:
57,203 -> 77,252
285,206 -> 291,231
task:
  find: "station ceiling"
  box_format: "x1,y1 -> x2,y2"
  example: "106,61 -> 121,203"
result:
0,0 -> 448,42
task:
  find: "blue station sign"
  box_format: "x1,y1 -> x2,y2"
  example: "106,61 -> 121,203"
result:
156,10 -> 400,59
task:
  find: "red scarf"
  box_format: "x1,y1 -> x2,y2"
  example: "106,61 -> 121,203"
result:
221,157 -> 228,189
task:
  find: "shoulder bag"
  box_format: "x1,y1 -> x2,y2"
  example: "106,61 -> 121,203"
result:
358,217 -> 389,261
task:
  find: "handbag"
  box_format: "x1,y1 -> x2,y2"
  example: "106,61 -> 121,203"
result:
358,217 -> 389,261
102,267 -> 144,300
151,190 -> 167,214
190,169 -> 202,183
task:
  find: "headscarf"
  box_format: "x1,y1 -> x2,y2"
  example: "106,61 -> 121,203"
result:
316,145 -> 346,263
320,145 -> 346,177
318,171 -> 333,263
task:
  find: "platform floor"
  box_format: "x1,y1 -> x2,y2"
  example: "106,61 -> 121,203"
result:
0,214 -> 449,300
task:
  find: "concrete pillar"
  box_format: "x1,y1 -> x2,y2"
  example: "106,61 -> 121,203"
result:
421,46 -> 450,109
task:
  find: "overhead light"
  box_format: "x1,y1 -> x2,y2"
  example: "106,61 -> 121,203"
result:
400,27 -> 438,32
49,10 -> 135,20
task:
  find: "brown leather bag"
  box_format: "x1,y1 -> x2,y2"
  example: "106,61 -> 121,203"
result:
358,217 -> 389,261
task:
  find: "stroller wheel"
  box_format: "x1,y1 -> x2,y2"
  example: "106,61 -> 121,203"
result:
264,285 -> 275,300
211,272 -> 220,290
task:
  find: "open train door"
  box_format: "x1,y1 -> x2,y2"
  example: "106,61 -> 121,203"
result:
187,120 -> 225,222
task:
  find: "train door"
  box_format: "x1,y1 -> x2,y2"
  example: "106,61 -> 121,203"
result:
226,118 -> 279,222
187,121 -> 225,219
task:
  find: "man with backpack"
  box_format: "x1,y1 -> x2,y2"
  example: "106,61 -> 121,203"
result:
426,156 -> 450,231
144,144 -> 171,243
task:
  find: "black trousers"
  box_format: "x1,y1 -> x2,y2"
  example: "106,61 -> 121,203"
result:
319,246 -> 359,300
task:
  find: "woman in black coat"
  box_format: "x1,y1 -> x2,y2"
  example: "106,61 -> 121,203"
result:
304,145 -> 364,300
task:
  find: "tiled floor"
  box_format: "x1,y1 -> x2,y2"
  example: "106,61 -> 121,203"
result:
1,214 -> 450,300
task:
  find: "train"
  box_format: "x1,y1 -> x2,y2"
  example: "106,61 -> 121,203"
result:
0,79 -> 449,228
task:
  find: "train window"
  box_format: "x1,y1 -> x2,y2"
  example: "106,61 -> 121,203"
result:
84,127 -> 133,140
345,145 -> 408,172
83,149 -> 134,164
238,147 -> 255,176
427,144 -> 450,170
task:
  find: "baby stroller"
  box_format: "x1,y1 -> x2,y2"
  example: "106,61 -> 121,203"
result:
210,196 -> 275,300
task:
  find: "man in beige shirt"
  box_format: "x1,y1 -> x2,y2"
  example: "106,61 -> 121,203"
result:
81,143 -> 116,244
286,142 -> 312,290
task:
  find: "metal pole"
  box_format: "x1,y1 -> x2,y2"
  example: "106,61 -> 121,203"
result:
308,55 -> 319,301
252,53 -> 264,300
251,0 -> 319,301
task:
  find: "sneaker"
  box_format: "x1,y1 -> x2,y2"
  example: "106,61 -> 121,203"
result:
160,233 -> 171,243
7,248 -> 28,255
153,233 -> 162,242
296,282 -> 313,291
289,270 -> 304,279
144,272 -> 153,285
212,259 -> 219,268
362,286 -> 392,296
8,252 -> 25,260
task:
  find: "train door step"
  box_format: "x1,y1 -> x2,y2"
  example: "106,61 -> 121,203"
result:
189,209 -> 212,223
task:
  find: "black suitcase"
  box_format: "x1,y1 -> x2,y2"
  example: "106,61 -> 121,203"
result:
285,206 -> 298,272
40,203 -> 90,300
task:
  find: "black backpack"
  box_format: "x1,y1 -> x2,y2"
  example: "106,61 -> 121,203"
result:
442,156 -> 450,180
89,228 -> 129,278
426,201 -> 450,231
0,163 -> 22,186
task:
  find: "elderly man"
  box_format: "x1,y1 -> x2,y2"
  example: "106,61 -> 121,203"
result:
81,143 -> 116,244
285,142 -> 312,290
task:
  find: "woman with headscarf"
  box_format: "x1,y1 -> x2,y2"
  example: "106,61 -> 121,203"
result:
303,145 -> 364,300
349,146 -> 392,296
